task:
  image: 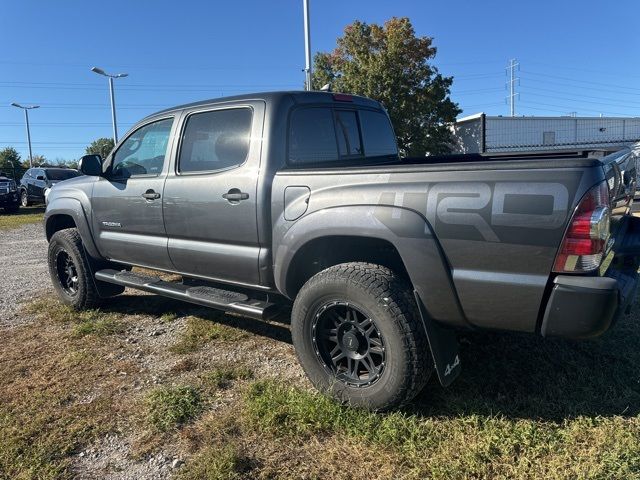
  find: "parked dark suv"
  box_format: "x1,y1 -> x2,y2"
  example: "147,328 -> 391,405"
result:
0,172 -> 20,213
19,167 -> 80,206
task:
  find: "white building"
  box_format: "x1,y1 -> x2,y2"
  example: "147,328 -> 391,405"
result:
451,113 -> 640,155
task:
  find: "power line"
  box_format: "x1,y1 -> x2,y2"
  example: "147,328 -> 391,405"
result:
521,70 -> 640,92
526,61 -> 640,79
520,90 -> 640,109
519,100 -> 636,117
519,85 -> 640,105
0,122 -> 135,127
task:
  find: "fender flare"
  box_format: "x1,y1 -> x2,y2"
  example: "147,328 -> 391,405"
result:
273,205 -> 469,328
44,196 -> 101,259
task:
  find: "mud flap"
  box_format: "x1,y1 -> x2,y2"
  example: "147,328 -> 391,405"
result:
414,291 -> 461,387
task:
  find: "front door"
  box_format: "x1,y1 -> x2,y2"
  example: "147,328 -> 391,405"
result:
91,117 -> 176,270
163,102 -> 264,286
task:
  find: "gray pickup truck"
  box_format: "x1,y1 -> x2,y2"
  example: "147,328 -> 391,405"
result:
44,91 -> 640,410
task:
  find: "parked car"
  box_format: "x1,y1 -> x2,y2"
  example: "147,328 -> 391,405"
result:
19,167 -> 80,206
44,91 -> 640,410
0,172 -> 20,213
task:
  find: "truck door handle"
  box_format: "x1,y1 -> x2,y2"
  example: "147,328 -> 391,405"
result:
142,190 -> 161,200
222,189 -> 249,203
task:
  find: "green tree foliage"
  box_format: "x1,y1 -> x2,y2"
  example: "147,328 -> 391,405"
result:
31,154 -> 47,166
85,137 -> 115,159
312,17 -> 461,156
0,147 -> 24,177
0,147 -> 21,170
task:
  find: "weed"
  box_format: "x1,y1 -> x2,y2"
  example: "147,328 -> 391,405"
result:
202,365 -> 254,390
170,316 -> 247,354
146,386 -> 202,432
178,445 -> 247,480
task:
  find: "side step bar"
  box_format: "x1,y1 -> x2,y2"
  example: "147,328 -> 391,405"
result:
95,269 -> 277,320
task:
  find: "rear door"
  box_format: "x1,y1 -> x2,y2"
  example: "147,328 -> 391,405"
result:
163,101 -> 265,286
91,116 -> 176,269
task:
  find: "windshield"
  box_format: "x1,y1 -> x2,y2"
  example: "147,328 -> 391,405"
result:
46,169 -> 80,181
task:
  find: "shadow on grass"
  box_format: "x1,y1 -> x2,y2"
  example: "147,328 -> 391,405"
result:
100,291 -> 640,421
409,308 -> 640,421
101,293 -> 293,345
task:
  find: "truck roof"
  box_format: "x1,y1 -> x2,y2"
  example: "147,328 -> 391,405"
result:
147,90 -> 383,119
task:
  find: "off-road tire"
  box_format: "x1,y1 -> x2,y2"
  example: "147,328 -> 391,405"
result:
48,228 -> 102,309
291,262 -> 433,411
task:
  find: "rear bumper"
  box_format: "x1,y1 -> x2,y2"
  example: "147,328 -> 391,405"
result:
541,216 -> 640,339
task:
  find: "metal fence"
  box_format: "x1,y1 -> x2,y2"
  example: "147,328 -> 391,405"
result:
452,114 -> 640,154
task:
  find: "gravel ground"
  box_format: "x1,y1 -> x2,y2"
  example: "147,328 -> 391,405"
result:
0,222 -> 50,327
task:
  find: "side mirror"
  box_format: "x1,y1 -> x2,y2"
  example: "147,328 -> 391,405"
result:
36,175 -> 45,181
79,154 -> 103,176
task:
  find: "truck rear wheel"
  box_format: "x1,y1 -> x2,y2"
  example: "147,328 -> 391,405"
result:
48,228 -> 102,310
291,262 -> 433,411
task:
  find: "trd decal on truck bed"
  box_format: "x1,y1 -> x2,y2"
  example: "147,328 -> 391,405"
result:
377,181 -> 570,244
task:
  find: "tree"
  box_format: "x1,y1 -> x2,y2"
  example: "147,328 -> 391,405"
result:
85,137 -> 115,159
0,147 -> 22,177
32,154 -> 47,166
312,17 -> 461,156
54,158 -> 79,169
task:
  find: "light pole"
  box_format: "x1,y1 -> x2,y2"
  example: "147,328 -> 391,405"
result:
91,66 -> 128,143
303,0 -> 312,90
11,102 -> 40,167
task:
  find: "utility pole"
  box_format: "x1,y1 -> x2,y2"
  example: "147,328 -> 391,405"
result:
303,0 -> 312,90
91,67 -> 128,143
11,103 -> 40,167
506,58 -> 519,117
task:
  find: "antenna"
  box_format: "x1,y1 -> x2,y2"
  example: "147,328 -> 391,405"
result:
506,59 -> 519,117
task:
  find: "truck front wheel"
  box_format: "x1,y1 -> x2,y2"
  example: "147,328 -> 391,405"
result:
48,228 -> 102,310
291,262 -> 433,411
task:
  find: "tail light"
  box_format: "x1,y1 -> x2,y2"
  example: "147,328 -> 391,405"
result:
553,182 -> 610,273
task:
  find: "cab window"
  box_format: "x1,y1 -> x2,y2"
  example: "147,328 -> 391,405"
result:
111,118 -> 173,178
178,108 -> 252,174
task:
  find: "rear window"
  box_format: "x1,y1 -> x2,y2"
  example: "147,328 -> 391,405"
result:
46,169 -> 80,181
288,107 -> 397,166
359,110 -> 397,157
289,108 -> 339,164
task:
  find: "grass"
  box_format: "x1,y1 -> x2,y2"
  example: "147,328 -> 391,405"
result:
243,381 -> 640,479
170,315 -> 248,354
26,298 -> 125,337
201,365 -> 254,390
0,313 -> 134,479
146,386 -> 202,432
178,445 -> 246,480
6,293 -> 640,479
0,205 -> 45,230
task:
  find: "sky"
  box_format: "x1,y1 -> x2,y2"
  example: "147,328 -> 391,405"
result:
1,0 -> 639,162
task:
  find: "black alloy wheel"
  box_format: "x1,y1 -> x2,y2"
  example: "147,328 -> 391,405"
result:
55,250 -> 79,296
312,301 -> 385,387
